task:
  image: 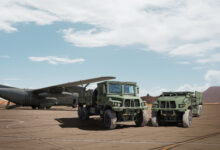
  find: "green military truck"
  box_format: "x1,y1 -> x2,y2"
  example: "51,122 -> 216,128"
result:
77,81 -> 148,129
151,91 -> 203,128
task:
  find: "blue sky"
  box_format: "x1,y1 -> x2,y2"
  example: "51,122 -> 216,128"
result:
0,0 -> 220,95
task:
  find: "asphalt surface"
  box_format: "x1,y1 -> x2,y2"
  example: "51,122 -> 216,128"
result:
0,104 -> 220,150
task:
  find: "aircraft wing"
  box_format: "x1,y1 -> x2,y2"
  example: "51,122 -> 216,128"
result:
32,76 -> 115,95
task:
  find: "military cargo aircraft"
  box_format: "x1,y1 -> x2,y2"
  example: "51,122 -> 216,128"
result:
0,76 -> 115,109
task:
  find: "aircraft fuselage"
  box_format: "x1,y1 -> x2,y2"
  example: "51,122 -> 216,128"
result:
0,87 -> 77,109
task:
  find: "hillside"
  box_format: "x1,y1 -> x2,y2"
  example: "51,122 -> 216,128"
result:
203,86 -> 220,103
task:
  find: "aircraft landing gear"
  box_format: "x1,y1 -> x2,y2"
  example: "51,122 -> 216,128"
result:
32,106 -> 37,109
5,101 -> 10,109
5,101 -> 18,109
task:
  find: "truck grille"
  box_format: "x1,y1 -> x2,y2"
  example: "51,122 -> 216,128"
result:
160,101 -> 176,108
125,99 -> 140,107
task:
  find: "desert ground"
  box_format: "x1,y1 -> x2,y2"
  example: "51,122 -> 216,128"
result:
0,104 -> 220,150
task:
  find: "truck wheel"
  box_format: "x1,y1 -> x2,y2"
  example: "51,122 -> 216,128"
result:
38,106 -> 45,109
46,106 -> 51,109
81,107 -> 89,120
78,106 -> 83,120
182,109 -> 192,128
135,110 -> 147,127
104,110 -> 117,129
151,111 -> 159,127
197,105 -> 203,117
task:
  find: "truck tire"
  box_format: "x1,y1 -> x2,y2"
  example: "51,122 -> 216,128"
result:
38,106 -> 45,109
151,111 -> 159,127
182,109 -> 192,128
197,105 -> 203,117
46,106 -> 51,109
81,107 -> 89,120
104,110 -> 117,129
135,110 -> 147,127
72,104 -> 77,108
78,106 -> 83,120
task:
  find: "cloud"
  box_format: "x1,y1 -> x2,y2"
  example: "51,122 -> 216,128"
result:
87,83 -> 97,90
196,53 -> 220,64
205,70 -> 220,85
0,1 -> 59,33
169,40 -> 220,57
176,83 -> 209,92
0,55 -> 10,58
140,87 -> 168,96
0,0 -> 220,61
177,61 -> 190,65
141,69 -> 220,96
141,84 -> 208,96
3,78 -> 20,81
29,56 -> 85,65
177,70 -> 220,91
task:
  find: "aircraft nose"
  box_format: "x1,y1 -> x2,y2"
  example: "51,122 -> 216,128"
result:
0,88 -> 26,105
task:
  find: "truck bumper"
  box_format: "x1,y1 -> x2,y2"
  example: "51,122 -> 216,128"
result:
152,108 -> 186,112
152,109 -> 185,122
112,106 -> 147,112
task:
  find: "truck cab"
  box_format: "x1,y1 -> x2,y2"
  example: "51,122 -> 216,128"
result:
151,91 -> 203,128
77,81 -> 148,129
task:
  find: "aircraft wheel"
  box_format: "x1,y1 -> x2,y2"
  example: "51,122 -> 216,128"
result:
135,110 -> 147,127
151,111 -> 159,127
182,109 -> 192,128
104,109 -> 117,130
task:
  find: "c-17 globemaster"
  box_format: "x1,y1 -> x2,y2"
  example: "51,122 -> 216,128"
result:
0,76 -> 115,109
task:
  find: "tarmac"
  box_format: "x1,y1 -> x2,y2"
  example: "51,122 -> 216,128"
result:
0,104 -> 220,150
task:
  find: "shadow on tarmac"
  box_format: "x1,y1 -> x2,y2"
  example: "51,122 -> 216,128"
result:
0,106 -> 77,111
55,117 -> 137,131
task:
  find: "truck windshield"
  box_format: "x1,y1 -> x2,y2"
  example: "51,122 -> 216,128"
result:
124,85 -> 135,94
109,84 -> 122,94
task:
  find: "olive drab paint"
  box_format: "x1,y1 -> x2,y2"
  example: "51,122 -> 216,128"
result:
77,81 -> 148,129
151,91 -> 203,128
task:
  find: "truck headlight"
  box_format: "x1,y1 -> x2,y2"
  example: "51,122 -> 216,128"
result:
152,104 -> 158,108
113,102 -> 121,107
179,104 -> 185,108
